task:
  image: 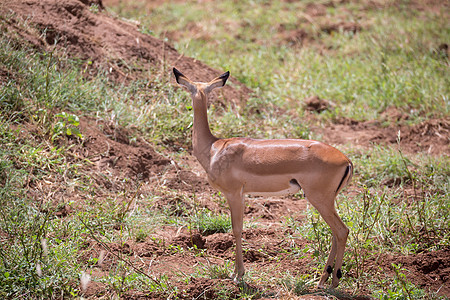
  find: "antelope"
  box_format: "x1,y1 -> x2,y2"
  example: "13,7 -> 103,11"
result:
173,68 -> 353,288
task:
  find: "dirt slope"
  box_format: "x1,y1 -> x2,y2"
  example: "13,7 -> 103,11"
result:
2,0 -> 252,106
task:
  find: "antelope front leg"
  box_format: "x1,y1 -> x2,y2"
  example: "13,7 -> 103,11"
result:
225,191 -> 245,283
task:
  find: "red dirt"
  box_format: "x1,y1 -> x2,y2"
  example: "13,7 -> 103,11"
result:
303,96 -> 335,113
78,225 -> 317,299
77,117 -> 171,183
365,248 -> 450,296
315,115 -> 449,156
2,0 -> 449,299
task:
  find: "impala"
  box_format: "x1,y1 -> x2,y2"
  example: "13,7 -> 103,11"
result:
173,68 -> 353,288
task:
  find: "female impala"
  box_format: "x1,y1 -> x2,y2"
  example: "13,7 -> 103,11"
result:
173,68 -> 353,288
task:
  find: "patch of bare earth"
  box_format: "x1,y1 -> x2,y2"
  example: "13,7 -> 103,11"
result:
78,225 -> 319,299
364,248 -> 450,296
314,115 -> 449,156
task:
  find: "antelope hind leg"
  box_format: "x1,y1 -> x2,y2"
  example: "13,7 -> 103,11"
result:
308,196 -> 349,288
318,235 -> 337,288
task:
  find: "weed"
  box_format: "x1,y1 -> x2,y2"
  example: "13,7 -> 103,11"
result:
371,264 -> 427,300
89,4 -> 100,14
301,207 -> 332,265
134,228 -> 148,243
199,261 -> 232,280
193,210 -> 232,236
280,274 -> 316,296
52,112 -> 83,142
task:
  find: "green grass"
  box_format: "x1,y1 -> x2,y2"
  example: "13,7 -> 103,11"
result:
1,1 -> 449,299
194,210 -> 232,236
0,126 -> 82,297
111,0 -> 449,122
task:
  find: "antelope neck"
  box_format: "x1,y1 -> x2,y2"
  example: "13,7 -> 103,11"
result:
192,89 -> 218,171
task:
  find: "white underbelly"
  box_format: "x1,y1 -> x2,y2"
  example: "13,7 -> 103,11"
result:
246,178 -> 301,197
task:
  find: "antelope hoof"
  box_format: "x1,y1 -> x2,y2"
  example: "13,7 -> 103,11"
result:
318,268 -> 331,289
331,277 -> 340,288
330,268 -> 342,288
331,279 -> 340,288
232,275 -> 245,287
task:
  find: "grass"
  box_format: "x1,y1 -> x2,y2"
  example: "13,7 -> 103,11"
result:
0,128 -> 82,297
194,210 -> 232,236
112,0 -> 449,122
1,0 -> 449,299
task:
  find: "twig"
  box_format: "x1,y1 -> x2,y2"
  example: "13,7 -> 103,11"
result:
79,217 -> 162,286
392,264 -> 413,300
121,181 -> 143,218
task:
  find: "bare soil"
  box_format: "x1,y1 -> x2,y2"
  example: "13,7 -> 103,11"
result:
364,248 -> 450,296
2,0 -> 449,298
315,113 -> 449,156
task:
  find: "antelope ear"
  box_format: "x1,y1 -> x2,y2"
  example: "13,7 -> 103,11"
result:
205,71 -> 230,94
173,67 -> 185,83
173,68 -> 197,94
